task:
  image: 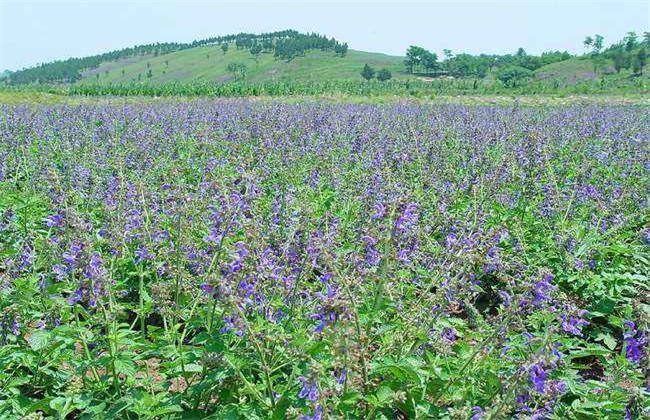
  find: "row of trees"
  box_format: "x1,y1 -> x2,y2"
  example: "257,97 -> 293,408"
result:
226,31 -> 348,61
403,46 -> 571,78
273,34 -> 347,61
7,41 -> 193,84
6,30 -> 348,84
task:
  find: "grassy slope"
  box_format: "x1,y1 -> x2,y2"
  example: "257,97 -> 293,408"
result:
535,58 -> 608,83
79,45 -> 408,84
535,57 -> 649,83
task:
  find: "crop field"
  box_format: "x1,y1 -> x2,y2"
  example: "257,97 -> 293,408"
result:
0,100 -> 648,419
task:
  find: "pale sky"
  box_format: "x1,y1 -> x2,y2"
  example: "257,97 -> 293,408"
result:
1,0 -> 648,72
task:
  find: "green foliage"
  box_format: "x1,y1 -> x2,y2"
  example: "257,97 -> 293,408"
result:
634,48 -> 647,75
496,65 -> 533,87
334,42 -> 348,57
360,64 -> 375,80
226,62 -> 248,79
624,32 -> 638,52
376,68 -> 392,81
250,43 -> 263,61
404,45 -> 438,73
61,75 -> 648,97
614,50 -> 630,73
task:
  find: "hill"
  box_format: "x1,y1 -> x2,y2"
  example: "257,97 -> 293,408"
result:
79,46 -> 407,84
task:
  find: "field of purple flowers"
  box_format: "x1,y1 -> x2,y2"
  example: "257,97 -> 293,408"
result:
0,100 -> 648,419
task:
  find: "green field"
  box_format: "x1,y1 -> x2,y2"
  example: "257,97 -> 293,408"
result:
80,46 -> 407,84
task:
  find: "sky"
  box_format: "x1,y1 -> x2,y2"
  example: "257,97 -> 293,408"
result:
1,0 -> 648,72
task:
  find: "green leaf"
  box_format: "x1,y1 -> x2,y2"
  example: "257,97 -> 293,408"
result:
180,363 -> 203,373
27,330 -> 50,351
600,334 -> 617,351
49,397 -> 74,418
151,405 -> 184,416
375,385 -> 394,404
569,346 -> 611,359
114,358 -> 137,377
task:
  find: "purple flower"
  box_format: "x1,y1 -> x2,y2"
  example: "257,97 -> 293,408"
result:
561,314 -> 589,336
530,362 -> 547,394
498,291 -> 511,306
11,317 -> 20,335
44,213 -> 64,228
62,243 -> 83,267
395,202 -> 418,232
623,320 -> 646,364
135,245 -> 150,263
531,274 -> 555,306
335,368 -> 347,386
200,283 -> 214,296
301,405 -> 322,420
442,327 -> 457,345
52,264 -> 68,281
470,406 -> 485,420
574,258 -> 585,270
397,249 -> 410,264
67,288 -> 83,305
445,233 -> 457,248
371,202 -> 386,221
298,376 -> 310,398
298,376 -> 319,401
228,241 -> 248,273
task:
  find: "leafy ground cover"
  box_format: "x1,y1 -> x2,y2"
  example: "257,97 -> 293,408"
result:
0,100 -> 648,418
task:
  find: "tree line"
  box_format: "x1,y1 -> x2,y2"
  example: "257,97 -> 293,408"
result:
403,46 -> 571,78
402,30 -> 649,80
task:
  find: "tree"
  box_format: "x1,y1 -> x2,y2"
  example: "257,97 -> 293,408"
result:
226,62 -> 247,79
376,68 -> 392,81
593,35 -> 604,53
361,64 -> 375,80
221,43 -> 229,55
404,45 -> 426,73
250,44 -> 263,62
632,57 -> 642,75
634,48 -> 647,74
613,50 -> 630,73
334,42 -> 348,57
404,46 -> 437,73
583,35 -> 604,55
421,51 -> 438,71
496,65 -> 533,87
591,55 -> 608,74
624,32 -> 638,52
